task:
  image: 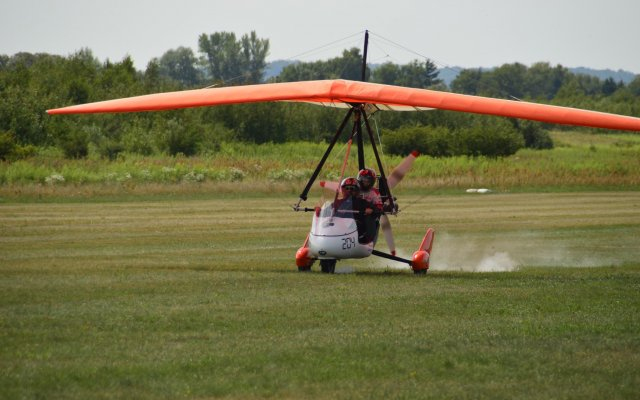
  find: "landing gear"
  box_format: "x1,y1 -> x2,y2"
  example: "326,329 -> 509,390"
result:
298,265 -> 312,272
320,259 -> 336,274
413,268 -> 427,275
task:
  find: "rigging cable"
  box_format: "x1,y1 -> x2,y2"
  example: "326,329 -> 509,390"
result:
283,31 -> 365,62
368,30 -> 463,75
331,137 -> 354,216
370,113 -> 391,182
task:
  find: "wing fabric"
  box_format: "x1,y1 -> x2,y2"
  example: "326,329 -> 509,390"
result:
47,79 -> 640,132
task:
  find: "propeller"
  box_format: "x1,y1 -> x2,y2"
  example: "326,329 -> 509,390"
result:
319,150 -> 419,193
319,180 -> 339,192
380,214 -> 396,256
387,150 -> 420,190
380,150 -> 420,256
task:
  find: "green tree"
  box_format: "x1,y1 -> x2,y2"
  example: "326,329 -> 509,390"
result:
482,63 -> 528,99
0,54 -> 9,70
451,68 -> 483,95
371,62 -> 399,85
199,31 -> 241,84
0,85 -> 50,145
97,56 -> 141,98
397,59 -> 441,88
524,62 -> 568,100
452,63 -> 570,100
241,31 -> 270,84
278,48 -> 367,82
198,31 -> 269,84
628,76 -> 640,97
601,77 -> 620,96
156,46 -> 201,86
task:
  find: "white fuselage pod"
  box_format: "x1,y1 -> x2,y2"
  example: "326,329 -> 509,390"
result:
307,201 -> 373,260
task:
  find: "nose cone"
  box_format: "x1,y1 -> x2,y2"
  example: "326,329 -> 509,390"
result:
308,233 -> 373,260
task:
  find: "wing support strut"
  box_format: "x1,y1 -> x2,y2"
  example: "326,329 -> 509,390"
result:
295,107 -> 354,205
361,109 -> 396,213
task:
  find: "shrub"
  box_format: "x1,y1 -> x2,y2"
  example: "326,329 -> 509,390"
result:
121,123 -> 156,156
0,130 -> 37,161
58,130 -> 89,159
1,160 -> 50,184
515,120 -> 554,149
198,124 -> 235,155
156,118 -> 200,156
96,140 -> 125,160
383,125 -> 454,157
383,121 -> 524,158
457,121 -> 524,157
0,131 -> 17,160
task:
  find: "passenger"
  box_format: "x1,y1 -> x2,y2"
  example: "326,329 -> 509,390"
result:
356,169 -> 383,244
357,168 -> 383,216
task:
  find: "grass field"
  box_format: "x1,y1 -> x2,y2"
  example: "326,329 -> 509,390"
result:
1,191 -> 639,399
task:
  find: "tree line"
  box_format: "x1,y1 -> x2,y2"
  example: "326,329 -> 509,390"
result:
1,31 -> 639,160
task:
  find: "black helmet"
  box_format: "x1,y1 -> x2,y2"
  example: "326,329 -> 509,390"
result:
357,168 -> 376,190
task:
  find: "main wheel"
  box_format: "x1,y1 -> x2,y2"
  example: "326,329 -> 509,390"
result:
413,268 -> 427,275
320,259 -> 336,274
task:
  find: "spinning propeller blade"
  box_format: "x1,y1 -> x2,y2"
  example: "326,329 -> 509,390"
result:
319,180 -> 339,192
388,150 -> 420,189
380,214 -> 396,256
381,151 -> 421,255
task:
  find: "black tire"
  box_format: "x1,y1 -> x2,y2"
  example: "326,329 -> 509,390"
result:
298,265 -> 311,272
320,259 -> 336,274
413,268 -> 427,275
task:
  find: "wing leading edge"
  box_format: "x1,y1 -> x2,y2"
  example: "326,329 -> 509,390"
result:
47,79 -> 640,132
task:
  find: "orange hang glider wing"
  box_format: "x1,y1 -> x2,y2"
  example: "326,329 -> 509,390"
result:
47,79 -> 640,132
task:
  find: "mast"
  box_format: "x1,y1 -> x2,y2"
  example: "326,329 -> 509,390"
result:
356,30 -> 369,170
360,30 -> 369,82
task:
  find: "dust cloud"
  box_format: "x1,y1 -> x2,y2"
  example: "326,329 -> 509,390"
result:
426,231 -> 624,272
427,232 -> 520,272
338,230 -> 625,273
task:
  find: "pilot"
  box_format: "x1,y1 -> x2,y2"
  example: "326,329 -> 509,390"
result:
357,168 -> 383,216
354,169 -> 383,244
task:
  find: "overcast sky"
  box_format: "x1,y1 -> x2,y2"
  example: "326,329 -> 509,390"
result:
2,0 -> 639,73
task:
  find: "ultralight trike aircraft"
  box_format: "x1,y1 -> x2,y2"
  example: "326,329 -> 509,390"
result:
47,31 -> 640,274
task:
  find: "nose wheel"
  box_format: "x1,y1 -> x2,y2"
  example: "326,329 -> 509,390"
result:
320,259 -> 336,274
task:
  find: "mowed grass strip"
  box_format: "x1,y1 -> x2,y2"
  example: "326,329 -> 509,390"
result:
1,192 -> 639,399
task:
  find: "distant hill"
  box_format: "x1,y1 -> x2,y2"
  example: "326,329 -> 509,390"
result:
265,60 -> 637,87
569,67 -> 636,84
435,66 -> 637,87
264,60 -> 297,80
